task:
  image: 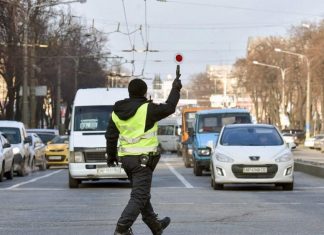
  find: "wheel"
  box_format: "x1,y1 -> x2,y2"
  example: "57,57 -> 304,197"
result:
0,162 -> 4,182
4,162 -> 14,180
46,164 -> 50,169
210,168 -> 223,190
193,161 -> 202,176
39,157 -> 47,171
184,153 -> 191,168
31,157 -> 36,172
281,182 -> 294,191
18,157 -> 28,176
69,173 -> 80,188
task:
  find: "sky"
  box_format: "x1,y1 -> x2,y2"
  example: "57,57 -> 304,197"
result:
70,0 -> 324,84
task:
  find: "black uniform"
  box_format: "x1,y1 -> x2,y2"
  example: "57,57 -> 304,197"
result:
105,81 -> 181,234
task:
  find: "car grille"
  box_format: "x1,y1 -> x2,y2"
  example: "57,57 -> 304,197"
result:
49,149 -> 64,152
84,152 -> 106,163
46,155 -> 65,161
232,164 -> 278,179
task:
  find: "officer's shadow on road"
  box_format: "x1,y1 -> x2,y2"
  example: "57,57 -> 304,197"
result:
78,179 -> 131,189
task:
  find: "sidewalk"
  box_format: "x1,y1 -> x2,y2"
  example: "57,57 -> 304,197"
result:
293,146 -> 324,178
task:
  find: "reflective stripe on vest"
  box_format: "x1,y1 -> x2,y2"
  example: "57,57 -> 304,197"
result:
112,103 -> 158,156
119,132 -> 157,144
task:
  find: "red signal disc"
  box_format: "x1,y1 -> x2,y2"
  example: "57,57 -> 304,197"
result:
175,54 -> 183,63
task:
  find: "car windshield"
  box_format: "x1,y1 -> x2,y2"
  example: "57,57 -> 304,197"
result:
0,127 -> 21,144
185,112 -> 196,131
35,133 -> 57,143
198,113 -> 251,133
74,106 -> 112,131
51,136 -> 68,144
220,126 -> 284,146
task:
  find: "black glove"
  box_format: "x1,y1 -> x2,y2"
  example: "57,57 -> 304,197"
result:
107,155 -> 119,167
172,77 -> 182,91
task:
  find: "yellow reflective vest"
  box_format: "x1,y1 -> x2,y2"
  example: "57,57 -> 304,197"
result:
112,103 -> 158,156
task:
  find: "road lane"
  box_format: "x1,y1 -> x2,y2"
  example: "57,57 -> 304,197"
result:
1,153 -> 324,234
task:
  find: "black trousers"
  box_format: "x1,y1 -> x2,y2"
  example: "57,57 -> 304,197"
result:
117,154 -> 161,228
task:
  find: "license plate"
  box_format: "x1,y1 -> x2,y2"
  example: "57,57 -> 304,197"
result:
49,156 -> 62,160
243,167 -> 267,173
97,167 -> 122,174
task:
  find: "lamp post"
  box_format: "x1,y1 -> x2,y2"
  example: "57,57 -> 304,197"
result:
274,48 -> 311,138
182,88 -> 189,99
253,60 -> 288,128
22,0 -> 86,127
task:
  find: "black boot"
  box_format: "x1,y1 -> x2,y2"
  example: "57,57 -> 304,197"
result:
143,216 -> 171,235
114,223 -> 133,235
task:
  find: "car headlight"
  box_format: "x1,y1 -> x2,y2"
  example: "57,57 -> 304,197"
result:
197,148 -> 211,156
70,151 -> 84,163
13,147 -> 20,155
215,153 -> 234,163
275,153 -> 293,162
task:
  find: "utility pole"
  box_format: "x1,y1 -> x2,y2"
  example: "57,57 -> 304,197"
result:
56,60 -> 62,133
30,45 -> 37,128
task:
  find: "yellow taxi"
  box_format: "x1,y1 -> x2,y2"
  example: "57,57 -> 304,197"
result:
45,135 -> 69,169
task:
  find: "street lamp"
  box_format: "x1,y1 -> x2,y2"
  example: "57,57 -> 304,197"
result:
182,88 -> 189,99
252,60 -> 288,128
22,0 -> 86,126
274,48 -> 311,138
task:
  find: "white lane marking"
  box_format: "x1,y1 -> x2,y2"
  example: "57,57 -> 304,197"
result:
163,162 -> 194,189
0,188 -> 65,191
6,170 -> 63,189
212,203 -> 249,205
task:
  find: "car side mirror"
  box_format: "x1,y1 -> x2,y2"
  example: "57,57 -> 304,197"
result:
287,142 -> 295,150
24,136 -> 32,144
3,143 -> 11,148
188,127 -> 194,137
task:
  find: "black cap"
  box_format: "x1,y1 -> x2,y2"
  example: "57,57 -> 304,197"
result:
128,79 -> 147,98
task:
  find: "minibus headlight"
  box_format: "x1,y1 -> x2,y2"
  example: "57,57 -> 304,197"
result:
70,151 -> 84,163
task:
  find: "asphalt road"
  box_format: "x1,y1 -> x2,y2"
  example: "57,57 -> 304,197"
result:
0,153 -> 324,235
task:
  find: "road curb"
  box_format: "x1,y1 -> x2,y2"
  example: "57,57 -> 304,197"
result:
294,161 -> 324,178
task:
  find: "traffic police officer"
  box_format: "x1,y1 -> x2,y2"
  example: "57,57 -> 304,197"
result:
105,73 -> 182,235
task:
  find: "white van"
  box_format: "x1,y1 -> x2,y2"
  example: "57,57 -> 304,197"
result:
68,88 -> 129,188
157,117 -> 181,154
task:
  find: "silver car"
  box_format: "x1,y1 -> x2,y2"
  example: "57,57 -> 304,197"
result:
27,133 -> 47,171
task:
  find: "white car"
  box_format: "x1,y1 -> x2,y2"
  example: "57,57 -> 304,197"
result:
0,132 -> 14,181
0,121 -> 31,176
210,124 -> 294,190
304,134 -> 324,148
282,133 -> 297,150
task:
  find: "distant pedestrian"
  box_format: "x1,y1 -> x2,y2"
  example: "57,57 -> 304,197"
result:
106,71 -> 182,235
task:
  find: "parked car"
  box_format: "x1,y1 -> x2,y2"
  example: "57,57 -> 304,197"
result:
210,124 -> 294,190
282,133 -> 297,150
281,129 -> 305,145
313,136 -> 324,150
27,133 -> 47,171
0,121 -> 31,176
27,129 -> 59,145
319,139 -> 324,153
0,132 -> 14,181
304,134 -> 324,149
45,135 -> 69,169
